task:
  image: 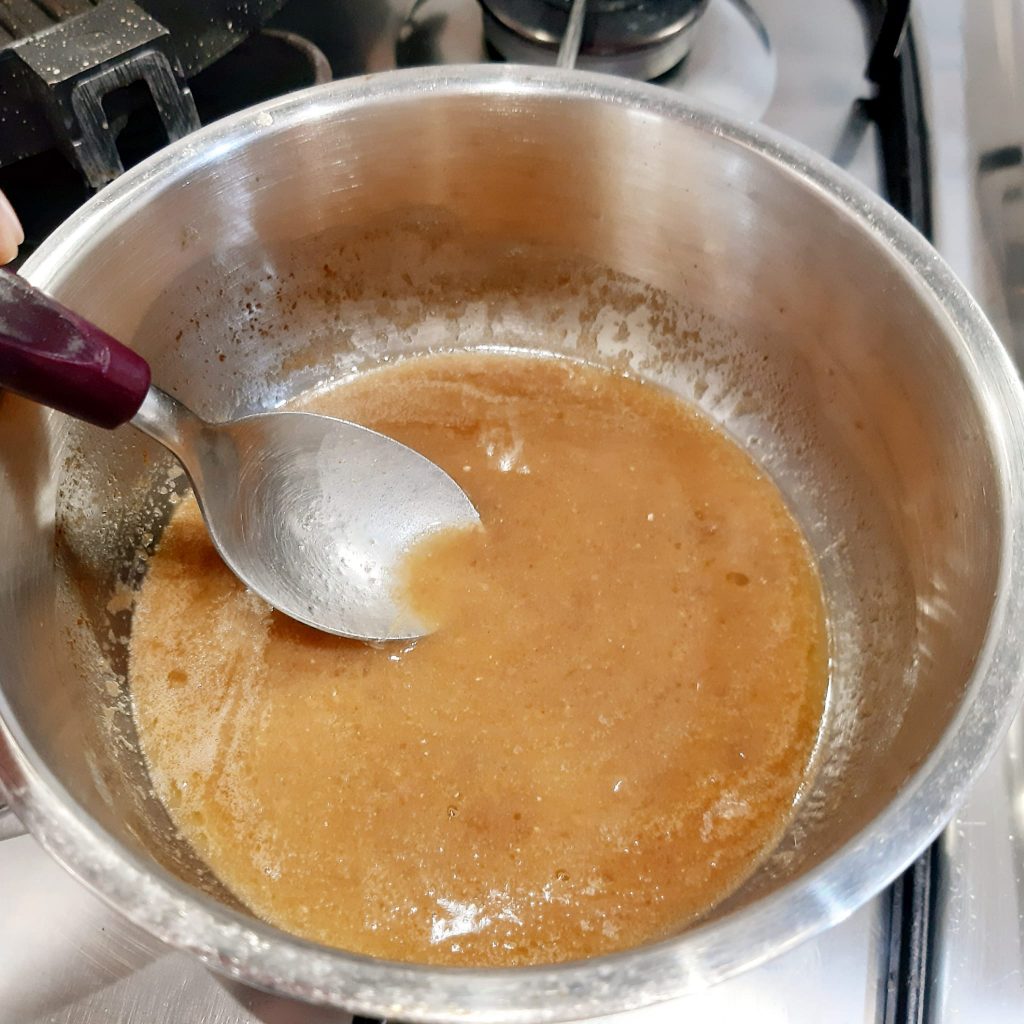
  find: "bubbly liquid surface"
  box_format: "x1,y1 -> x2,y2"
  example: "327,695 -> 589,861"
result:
130,352 -> 828,966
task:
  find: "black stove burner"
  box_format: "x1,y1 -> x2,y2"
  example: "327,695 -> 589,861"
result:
0,0 -> 288,184
0,27 -> 330,269
479,0 -> 709,79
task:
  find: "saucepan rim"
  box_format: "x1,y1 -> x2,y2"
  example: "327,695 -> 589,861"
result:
2,65 -> 1023,1022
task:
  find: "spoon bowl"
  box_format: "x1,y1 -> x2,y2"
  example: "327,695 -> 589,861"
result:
0,269 -> 479,641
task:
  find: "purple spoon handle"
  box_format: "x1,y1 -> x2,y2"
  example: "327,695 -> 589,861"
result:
0,268 -> 151,428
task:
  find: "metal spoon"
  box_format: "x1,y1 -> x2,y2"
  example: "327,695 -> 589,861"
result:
0,270 -> 479,642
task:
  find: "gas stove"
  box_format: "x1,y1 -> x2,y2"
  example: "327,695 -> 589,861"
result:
1,1 -> 1022,1022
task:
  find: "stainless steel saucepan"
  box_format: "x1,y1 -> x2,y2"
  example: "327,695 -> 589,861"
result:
1,66 -> 1023,1022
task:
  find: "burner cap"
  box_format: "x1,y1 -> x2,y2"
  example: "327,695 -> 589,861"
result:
479,0 -> 710,80
396,0 -> 775,123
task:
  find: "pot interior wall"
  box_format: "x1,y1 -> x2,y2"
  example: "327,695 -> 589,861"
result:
0,89 -> 1001,941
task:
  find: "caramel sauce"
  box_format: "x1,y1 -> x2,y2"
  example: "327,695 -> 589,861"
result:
129,352 -> 828,966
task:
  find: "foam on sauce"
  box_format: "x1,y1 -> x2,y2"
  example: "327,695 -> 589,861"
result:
129,351 -> 828,966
